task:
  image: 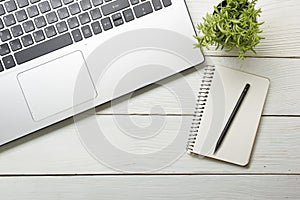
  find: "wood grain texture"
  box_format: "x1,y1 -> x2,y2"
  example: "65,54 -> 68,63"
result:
0,116 -> 299,174
186,0 -> 300,58
95,58 -> 300,115
0,175 -> 299,200
1,1 -> 299,199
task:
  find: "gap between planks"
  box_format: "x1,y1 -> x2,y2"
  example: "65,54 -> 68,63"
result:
0,173 -> 300,177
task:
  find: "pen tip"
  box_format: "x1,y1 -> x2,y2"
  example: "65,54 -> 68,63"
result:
213,147 -> 218,154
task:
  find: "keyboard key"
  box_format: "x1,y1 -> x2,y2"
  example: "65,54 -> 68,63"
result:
27,5 -> 39,18
90,8 -> 101,20
56,21 -> 68,33
67,16 -> 79,29
152,0 -> 162,11
123,8 -> 134,22
69,2 -> 81,15
15,10 -> 28,22
16,0 -> 29,8
91,21 -> 102,34
0,29 -> 12,42
4,0 -> 17,13
80,0 -> 92,11
14,33 -> 73,65
101,17 -> 112,31
71,29 -> 82,42
38,1 -> 51,13
34,16 -> 46,28
92,0 -> 103,6
44,25 -> 57,38
46,11 -> 58,24
112,13 -> 123,26
0,43 -> 10,56
11,25 -> 23,37
133,1 -> 153,18
0,4 -> 5,16
21,34 -> 34,47
0,61 -> 3,72
33,30 -> 45,42
81,25 -> 92,38
113,18 -> 123,26
2,55 -> 16,69
50,0 -> 63,9
57,7 -> 69,19
101,0 -> 130,16
78,12 -> 90,25
3,14 -> 16,27
22,20 -> 35,33
112,13 -> 121,21
162,0 -> 171,7
9,39 -> 22,51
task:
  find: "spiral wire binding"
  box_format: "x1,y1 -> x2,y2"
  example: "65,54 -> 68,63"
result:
187,65 -> 216,152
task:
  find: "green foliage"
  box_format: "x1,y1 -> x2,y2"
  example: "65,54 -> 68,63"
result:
194,0 -> 264,59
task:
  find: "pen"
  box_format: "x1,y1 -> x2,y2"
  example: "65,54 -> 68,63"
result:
214,83 -> 251,154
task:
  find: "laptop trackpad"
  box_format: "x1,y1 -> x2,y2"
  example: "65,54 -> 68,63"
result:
17,51 -> 97,121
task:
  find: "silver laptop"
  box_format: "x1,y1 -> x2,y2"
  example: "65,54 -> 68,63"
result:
0,0 -> 204,145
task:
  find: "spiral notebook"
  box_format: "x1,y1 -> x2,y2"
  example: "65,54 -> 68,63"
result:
187,65 -> 270,166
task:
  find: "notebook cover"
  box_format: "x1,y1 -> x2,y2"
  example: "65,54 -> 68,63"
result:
188,65 -> 270,166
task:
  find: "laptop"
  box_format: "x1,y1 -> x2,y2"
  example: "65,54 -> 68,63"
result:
0,0 -> 204,145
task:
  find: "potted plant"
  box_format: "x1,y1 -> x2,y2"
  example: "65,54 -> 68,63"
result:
194,0 -> 264,59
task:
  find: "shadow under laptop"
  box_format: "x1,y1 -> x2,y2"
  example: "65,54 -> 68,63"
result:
0,118 -> 74,154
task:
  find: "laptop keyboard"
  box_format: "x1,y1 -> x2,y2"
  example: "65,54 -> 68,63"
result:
0,0 -> 172,72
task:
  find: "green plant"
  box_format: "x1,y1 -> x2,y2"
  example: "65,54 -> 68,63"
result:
194,0 -> 264,59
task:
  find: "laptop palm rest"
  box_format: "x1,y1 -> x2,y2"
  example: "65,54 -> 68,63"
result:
17,51 -> 97,121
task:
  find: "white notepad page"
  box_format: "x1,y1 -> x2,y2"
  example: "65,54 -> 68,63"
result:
189,66 -> 270,166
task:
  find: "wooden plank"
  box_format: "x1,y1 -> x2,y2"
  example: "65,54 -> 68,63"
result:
0,116 -> 299,174
95,57 -> 300,115
0,175 -> 299,200
186,0 -> 300,57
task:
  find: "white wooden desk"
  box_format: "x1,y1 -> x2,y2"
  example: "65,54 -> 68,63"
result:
0,0 -> 300,199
